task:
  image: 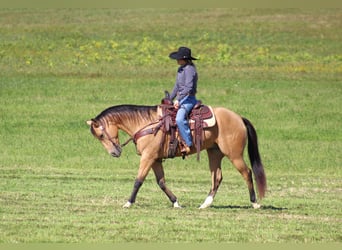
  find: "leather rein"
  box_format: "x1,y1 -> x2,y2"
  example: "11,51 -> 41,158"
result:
100,117 -> 164,149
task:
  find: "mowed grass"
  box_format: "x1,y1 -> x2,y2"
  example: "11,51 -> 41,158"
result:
0,9 -> 341,243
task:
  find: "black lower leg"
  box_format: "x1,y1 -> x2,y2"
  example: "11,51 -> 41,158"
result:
128,179 -> 143,203
158,179 -> 177,203
248,174 -> 257,203
250,189 -> 256,203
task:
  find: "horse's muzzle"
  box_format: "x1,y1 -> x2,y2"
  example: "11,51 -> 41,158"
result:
110,152 -> 121,157
110,144 -> 122,157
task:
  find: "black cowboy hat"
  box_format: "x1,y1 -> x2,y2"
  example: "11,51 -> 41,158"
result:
169,46 -> 198,60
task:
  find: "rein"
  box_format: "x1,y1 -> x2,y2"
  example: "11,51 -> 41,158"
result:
131,119 -> 162,144
120,137 -> 134,147
127,105 -> 175,148
99,104 -> 176,150
100,118 -> 163,148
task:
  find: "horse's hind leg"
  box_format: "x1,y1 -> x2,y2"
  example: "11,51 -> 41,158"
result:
152,160 -> 181,208
199,147 -> 224,209
231,156 -> 260,208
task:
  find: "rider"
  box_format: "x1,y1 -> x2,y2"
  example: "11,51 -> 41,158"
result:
169,46 -> 198,155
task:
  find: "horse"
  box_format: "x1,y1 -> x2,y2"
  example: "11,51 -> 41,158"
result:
86,104 -> 267,209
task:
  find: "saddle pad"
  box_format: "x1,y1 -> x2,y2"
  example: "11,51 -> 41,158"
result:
189,105 -> 216,129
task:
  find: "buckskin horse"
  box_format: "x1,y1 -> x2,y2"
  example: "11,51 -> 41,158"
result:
86,100 -> 266,209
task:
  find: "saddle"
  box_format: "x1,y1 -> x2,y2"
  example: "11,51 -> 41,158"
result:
158,92 -> 216,160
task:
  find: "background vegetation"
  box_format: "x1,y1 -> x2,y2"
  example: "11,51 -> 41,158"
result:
0,9 -> 341,243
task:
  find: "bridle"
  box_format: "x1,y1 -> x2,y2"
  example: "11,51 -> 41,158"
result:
97,118 -> 162,150
98,124 -> 124,155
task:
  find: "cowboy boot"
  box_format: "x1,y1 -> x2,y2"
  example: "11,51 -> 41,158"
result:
181,144 -> 191,156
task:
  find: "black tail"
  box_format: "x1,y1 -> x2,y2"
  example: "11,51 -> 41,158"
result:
242,117 -> 267,199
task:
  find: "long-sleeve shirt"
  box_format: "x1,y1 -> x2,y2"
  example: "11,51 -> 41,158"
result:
170,64 -> 198,104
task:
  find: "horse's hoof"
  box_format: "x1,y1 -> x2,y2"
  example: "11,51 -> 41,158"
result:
252,202 -> 261,209
173,201 -> 182,208
199,196 -> 213,209
123,201 -> 132,208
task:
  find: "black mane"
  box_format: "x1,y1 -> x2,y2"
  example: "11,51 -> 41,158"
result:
95,104 -> 158,124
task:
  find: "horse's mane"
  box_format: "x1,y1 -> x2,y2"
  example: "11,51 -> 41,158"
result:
95,105 -> 158,124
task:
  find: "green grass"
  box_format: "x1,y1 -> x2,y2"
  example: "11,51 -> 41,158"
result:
0,9 -> 341,243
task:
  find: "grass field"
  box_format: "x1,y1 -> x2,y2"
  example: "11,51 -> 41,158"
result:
0,9 -> 341,243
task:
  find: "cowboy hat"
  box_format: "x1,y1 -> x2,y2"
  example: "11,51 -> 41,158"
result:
169,47 -> 198,60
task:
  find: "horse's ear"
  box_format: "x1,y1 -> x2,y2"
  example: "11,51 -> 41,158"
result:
86,119 -> 99,128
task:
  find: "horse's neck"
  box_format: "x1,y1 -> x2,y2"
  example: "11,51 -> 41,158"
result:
117,111 -> 158,137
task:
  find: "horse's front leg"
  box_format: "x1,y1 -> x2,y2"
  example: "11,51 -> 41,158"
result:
199,148 -> 224,209
152,160 -> 181,208
123,156 -> 154,208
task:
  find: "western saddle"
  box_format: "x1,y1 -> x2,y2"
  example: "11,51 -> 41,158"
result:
157,91 -> 215,160
132,92 -> 215,161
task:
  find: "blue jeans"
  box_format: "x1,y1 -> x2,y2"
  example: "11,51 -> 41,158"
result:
176,95 -> 197,147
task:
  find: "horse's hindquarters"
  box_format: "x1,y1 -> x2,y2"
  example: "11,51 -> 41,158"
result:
213,107 -> 247,158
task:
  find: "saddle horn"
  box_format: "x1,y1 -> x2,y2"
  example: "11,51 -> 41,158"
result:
161,90 -> 173,105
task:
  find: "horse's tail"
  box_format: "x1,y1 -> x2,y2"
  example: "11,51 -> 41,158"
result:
242,117 -> 267,200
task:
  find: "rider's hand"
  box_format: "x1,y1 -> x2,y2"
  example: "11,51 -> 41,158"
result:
174,100 -> 179,109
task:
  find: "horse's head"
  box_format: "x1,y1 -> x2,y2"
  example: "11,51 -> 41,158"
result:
86,119 -> 122,157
